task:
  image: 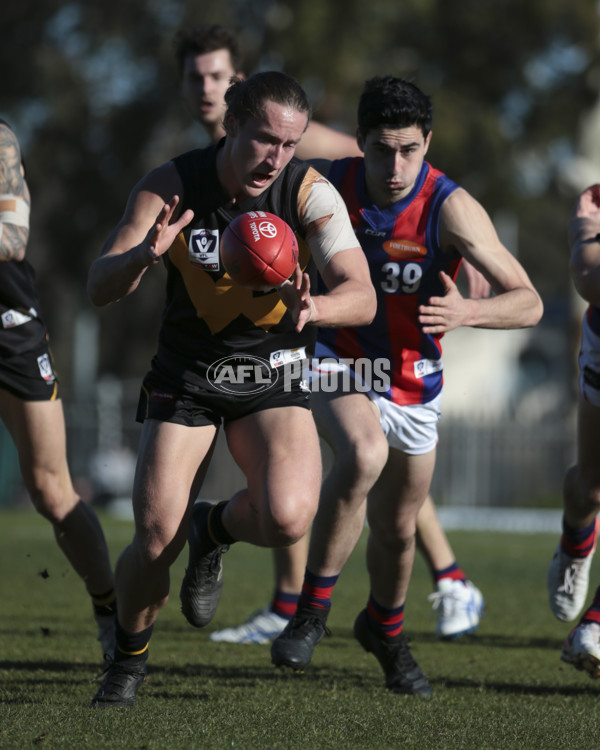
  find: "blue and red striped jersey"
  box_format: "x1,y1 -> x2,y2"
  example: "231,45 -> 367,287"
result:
319,157 -> 462,405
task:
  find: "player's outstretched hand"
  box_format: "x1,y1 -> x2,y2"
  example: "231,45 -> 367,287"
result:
278,264 -> 314,332
419,271 -> 473,334
146,196 -> 194,264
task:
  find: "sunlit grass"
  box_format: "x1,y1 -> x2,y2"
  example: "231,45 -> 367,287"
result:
1,509 -> 599,749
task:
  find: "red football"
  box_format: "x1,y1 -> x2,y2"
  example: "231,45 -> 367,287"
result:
221,211 -> 299,291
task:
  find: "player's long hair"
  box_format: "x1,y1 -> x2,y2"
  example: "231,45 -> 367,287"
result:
224,71 -> 311,128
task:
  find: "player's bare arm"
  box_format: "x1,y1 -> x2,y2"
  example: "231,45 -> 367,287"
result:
460,259 -> 491,299
296,122 -> 361,161
568,184 -> 600,306
278,238 -> 376,333
87,163 -> 194,306
309,156 -> 490,303
0,124 -> 30,263
278,171 -> 375,331
419,188 -> 543,333
312,243 -> 376,328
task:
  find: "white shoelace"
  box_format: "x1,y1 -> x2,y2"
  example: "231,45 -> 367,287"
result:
558,557 -> 586,595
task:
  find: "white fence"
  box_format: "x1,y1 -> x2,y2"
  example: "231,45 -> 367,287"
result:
0,377 -> 576,511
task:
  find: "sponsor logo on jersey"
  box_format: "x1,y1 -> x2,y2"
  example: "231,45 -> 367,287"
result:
383,239 -> 427,260
150,389 -> 176,403
269,347 -> 307,369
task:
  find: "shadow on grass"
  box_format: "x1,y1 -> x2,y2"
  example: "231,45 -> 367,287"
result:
329,626 -> 565,651
434,676 -> 600,696
0,659 -> 373,704
2,658 -> 600,701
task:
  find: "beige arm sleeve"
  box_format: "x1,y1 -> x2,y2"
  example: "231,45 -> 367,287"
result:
301,177 -> 359,275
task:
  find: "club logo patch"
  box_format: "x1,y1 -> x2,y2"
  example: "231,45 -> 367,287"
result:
37,353 -> 55,383
189,228 -> 220,271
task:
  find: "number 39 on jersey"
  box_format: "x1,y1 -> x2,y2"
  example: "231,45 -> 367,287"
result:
380,261 -> 423,294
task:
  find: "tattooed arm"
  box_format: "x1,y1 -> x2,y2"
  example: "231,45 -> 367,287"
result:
0,122 -> 30,262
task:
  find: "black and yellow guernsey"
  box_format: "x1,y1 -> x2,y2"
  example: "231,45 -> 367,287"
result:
151,140 -> 321,392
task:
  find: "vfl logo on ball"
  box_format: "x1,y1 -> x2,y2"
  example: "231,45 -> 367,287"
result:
207,355 -> 279,394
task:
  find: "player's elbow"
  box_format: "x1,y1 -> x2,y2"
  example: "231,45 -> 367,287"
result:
87,277 -> 103,307
87,270 -> 112,308
525,291 -> 544,328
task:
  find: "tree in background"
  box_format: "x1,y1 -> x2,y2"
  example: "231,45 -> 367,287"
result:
0,0 -> 598,385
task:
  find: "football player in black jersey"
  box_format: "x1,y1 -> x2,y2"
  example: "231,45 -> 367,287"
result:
88,71 -> 376,707
0,120 -> 116,661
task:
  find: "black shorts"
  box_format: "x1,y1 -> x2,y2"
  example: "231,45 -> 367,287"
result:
0,340 -> 60,401
135,368 -> 311,427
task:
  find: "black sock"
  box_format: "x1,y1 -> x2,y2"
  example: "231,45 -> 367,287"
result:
114,622 -> 153,665
91,588 -> 117,617
208,501 -> 237,546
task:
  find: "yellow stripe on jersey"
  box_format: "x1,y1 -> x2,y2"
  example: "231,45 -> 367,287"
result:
168,231 -> 311,335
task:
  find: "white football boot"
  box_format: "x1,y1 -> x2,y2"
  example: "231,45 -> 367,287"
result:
210,608 -> 289,644
428,579 -> 484,639
561,621 -> 600,677
548,521 -> 598,622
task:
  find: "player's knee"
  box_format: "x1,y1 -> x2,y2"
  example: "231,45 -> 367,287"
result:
379,528 -> 416,554
337,434 -> 388,494
131,523 -> 184,569
28,471 -> 78,524
369,514 -> 416,552
272,518 -> 312,546
267,504 -> 314,546
354,433 -> 388,479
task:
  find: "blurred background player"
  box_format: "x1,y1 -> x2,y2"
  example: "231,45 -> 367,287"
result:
549,184 -> 600,677
174,24 -> 488,645
0,119 -> 116,659
270,75 -> 543,695
175,24 -> 361,160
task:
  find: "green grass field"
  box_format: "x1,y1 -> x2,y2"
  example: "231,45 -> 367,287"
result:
1,508 -> 599,749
